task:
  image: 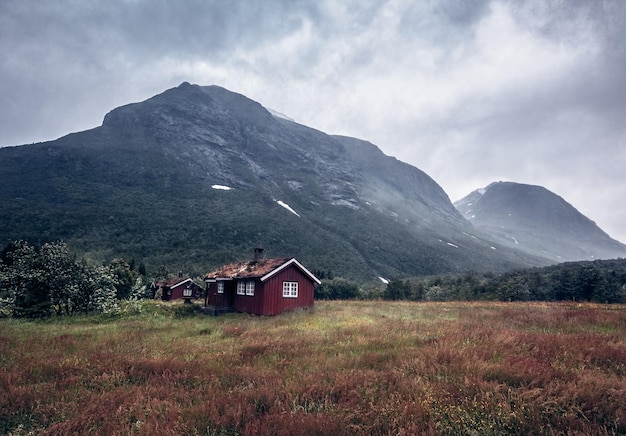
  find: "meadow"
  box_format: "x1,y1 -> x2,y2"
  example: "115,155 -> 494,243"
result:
1,300 -> 625,435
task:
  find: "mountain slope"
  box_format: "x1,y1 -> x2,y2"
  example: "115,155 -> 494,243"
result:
0,83 -> 548,280
455,181 -> 626,262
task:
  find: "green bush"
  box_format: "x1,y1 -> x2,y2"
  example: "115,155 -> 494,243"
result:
315,278 -> 360,300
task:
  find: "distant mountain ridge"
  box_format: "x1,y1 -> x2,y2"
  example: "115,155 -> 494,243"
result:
0,83 -> 619,281
455,181 -> 626,262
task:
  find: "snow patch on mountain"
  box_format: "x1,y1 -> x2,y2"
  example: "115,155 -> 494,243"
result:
507,235 -> 519,244
331,198 -> 360,210
276,200 -> 300,217
212,185 -> 232,191
439,240 -> 459,248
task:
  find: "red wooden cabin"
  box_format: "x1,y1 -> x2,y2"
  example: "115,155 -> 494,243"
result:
204,252 -> 321,316
152,272 -> 203,301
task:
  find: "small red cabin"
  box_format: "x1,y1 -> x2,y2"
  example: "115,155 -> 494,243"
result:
152,273 -> 203,301
204,254 -> 321,316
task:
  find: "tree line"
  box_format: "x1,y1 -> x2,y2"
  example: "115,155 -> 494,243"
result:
0,241 -> 151,318
377,259 -> 626,303
314,259 -> 626,303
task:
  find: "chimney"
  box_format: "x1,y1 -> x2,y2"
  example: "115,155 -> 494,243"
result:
178,271 -> 183,278
254,247 -> 264,260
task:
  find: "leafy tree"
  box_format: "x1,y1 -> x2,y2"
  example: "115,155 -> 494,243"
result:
594,280 -> 626,304
109,258 -> 135,299
384,279 -> 411,300
577,265 -> 604,301
0,241 -> 51,317
129,276 -> 151,300
315,278 -> 359,300
0,241 -> 124,317
89,266 -> 119,314
42,242 -> 82,315
500,272 -> 531,301
424,285 -> 450,301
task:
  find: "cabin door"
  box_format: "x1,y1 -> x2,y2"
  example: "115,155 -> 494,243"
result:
223,283 -> 235,307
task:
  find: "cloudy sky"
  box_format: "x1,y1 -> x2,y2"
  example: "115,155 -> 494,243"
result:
2,0 -> 625,242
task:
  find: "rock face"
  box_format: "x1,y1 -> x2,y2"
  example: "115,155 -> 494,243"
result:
455,181 -> 626,262
101,83 -> 464,222
0,83 -> 552,280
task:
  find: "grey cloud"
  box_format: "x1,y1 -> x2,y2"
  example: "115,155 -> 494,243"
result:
0,0 -> 320,144
1,1 -> 316,68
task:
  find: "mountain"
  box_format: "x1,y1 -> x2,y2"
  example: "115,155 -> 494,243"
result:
0,83 -> 548,281
455,181 -> 626,262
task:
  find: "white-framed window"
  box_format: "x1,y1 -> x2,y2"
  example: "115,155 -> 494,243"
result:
246,281 -> 255,296
283,281 -> 298,298
183,285 -> 193,298
237,281 -> 245,295
217,282 -> 224,294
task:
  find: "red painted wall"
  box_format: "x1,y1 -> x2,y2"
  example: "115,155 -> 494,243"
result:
169,283 -> 186,300
206,281 -> 235,307
169,281 -> 201,300
261,265 -> 315,315
233,280 -> 263,315
205,265 -> 315,315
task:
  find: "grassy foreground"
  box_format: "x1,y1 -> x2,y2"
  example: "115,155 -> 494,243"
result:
1,301 -> 625,435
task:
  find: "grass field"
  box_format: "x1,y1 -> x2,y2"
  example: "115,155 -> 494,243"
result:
1,300 -> 625,435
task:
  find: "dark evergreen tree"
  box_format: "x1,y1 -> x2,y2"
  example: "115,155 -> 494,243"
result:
384,279 -> 411,300
0,241 -> 52,317
315,278 -> 359,300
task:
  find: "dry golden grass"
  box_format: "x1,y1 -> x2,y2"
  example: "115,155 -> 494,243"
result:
1,300 -> 625,435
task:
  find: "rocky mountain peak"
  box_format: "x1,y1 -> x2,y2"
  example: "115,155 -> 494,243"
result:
102,82 -> 279,141
455,181 -> 626,261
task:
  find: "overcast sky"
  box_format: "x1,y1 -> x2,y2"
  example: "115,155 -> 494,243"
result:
2,0 -> 625,243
